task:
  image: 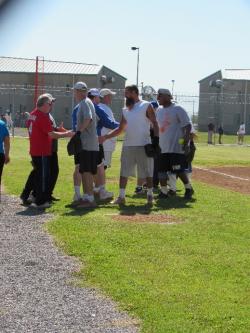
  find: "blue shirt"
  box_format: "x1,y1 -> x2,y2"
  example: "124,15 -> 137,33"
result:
0,120 -> 9,154
72,104 -> 79,131
94,104 -> 119,136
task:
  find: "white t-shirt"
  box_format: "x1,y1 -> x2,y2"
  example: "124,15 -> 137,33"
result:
122,100 -> 151,146
238,124 -> 245,135
156,103 -> 191,154
99,103 -> 117,152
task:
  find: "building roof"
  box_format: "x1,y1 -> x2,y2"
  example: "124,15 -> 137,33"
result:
222,69 -> 250,80
199,69 -> 250,83
0,56 -> 103,75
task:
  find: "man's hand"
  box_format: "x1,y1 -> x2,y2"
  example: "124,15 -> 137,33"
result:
98,135 -> 106,144
58,122 -> 67,132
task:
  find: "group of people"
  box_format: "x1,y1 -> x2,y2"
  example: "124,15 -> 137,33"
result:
18,82 -> 195,209
208,122 -> 247,145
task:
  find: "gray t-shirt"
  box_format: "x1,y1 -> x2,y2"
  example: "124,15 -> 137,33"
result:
156,103 -> 191,154
76,98 -> 99,151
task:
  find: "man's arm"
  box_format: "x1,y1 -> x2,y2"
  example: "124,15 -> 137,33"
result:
49,130 -> 74,139
146,105 -> 159,137
4,136 -> 10,164
99,115 -> 126,143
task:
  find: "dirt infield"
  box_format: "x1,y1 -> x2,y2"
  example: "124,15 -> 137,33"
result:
193,166 -> 250,195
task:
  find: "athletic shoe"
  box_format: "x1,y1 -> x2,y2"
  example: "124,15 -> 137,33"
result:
134,186 -> 143,194
30,202 -> 51,209
157,191 -> 169,199
146,194 -> 154,206
168,190 -> 176,197
99,190 -> 113,200
111,197 -> 126,205
76,199 -> 97,208
184,188 -> 194,200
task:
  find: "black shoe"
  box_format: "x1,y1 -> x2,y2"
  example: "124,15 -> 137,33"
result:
157,191 -> 169,199
168,190 -> 176,197
20,194 -> 32,206
49,196 -> 60,202
184,188 -> 194,199
134,186 -> 143,194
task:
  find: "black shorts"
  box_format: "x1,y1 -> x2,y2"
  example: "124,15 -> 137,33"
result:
158,153 -> 188,174
74,153 -> 80,165
79,150 -> 99,175
97,144 -> 104,166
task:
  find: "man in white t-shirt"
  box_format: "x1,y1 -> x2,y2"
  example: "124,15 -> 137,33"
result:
156,88 -> 194,200
99,85 -> 159,205
99,89 -> 117,168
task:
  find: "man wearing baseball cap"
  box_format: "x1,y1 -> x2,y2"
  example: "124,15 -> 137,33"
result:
99,89 -> 117,168
88,88 -> 119,200
156,88 -> 194,199
25,93 -> 73,208
72,82 -> 99,208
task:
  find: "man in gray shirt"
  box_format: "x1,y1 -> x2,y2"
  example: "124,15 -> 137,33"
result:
156,88 -> 194,200
74,82 -> 99,208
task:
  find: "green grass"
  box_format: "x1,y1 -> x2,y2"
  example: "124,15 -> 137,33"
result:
3,136 -> 250,333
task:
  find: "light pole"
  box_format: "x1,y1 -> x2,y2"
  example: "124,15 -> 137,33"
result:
131,46 -> 140,87
171,80 -> 175,96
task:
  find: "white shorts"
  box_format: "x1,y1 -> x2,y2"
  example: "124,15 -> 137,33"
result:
103,151 -> 113,167
120,146 -> 154,178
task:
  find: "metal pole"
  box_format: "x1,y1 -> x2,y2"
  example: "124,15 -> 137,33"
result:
136,48 -> 139,87
244,80 -> 247,125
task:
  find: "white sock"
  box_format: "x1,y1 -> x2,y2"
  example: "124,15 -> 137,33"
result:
185,183 -> 192,189
119,188 -> 126,198
147,188 -> 153,196
160,186 -> 168,195
74,186 -> 81,198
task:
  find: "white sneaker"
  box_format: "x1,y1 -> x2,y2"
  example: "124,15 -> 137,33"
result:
99,190 -> 114,200
31,202 -> 51,209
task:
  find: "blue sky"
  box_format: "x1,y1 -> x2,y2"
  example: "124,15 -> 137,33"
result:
1,0 -> 250,96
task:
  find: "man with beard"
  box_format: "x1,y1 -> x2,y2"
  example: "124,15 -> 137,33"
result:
156,88 -> 194,199
99,84 -> 159,205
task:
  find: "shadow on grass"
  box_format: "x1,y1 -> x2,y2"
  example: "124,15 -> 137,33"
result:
16,206 -> 50,216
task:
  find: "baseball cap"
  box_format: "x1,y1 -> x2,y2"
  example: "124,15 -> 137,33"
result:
88,88 -> 100,97
157,88 -> 172,97
100,88 -> 116,98
37,93 -> 56,107
74,81 -> 88,90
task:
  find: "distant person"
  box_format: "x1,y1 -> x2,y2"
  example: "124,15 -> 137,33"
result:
237,123 -> 245,145
207,122 -> 215,144
218,125 -> 224,144
0,118 -> 10,199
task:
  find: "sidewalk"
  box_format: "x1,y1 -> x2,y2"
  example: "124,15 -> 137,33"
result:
0,194 -> 139,333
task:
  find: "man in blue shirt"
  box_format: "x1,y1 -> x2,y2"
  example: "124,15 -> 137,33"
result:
88,88 -> 119,200
0,120 -> 10,199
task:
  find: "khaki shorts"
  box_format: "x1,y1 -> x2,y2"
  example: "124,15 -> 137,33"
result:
120,146 -> 154,178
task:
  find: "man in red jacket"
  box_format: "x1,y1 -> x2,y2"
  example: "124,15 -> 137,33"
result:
27,93 -> 72,208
